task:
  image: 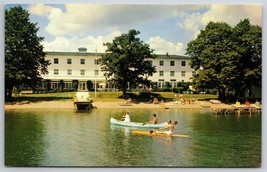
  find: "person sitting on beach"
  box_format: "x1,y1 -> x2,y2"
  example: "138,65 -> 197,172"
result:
124,98 -> 132,105
245,99 -> 251,106
191,97 -> 195,104
122,112 -> 131,122
153,97 -> 158,104
180,98 -> 186,105
150,120 -> 177,135
254,100 -> 261,107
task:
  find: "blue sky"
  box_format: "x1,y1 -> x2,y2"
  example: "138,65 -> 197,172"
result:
5,3 -> 262,55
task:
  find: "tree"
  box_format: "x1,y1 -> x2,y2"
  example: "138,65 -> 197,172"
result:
86,80 -> 93,91
231,19 -> 262,97
186,19 -> 261,100
72,80 -> 78,90
100,29 -> 156,97
5,6 -> 49,100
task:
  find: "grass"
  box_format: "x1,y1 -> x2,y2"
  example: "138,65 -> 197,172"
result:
10,91 -> 218,103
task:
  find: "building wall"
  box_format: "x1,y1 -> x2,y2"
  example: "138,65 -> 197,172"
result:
41,51 -> 194,90
149,57 -> 194,83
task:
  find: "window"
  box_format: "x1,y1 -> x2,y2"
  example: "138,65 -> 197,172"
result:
170,71 -> 175,77
67,69 -> 72,75
170,61 -> 175,66
51,82 -> 59,89
158,79 -> 165,88
54,69 -> 59,75
159,71 -> 164,76
159,60 -> 164,66
64,82 -> 72,89
94,70 -> 99,76
94,59 -> 99,65
80,59 -> 85,64
67,58 -> 72,64
54,58 -> 59,64
181,61 -> 186,66
80,69 -> 85,75
181,71 -> 186,77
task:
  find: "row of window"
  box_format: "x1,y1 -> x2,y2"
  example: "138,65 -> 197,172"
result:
54,69 -> 99,76
159,60 -> 186,66
53,69 -> 195,77
54,58 -> 100,65
159,71 -> 195,77
53,58 -> 187,67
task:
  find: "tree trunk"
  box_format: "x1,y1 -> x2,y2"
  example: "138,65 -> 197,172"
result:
218,86 -> 226,101
122,87 -> 127,98
5,85 -> 14,101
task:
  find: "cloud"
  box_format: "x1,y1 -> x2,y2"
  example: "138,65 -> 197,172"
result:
177,12 -> 203,38
35,4 -> 178,36
148,36 -> 183,55
28,4 -> 54,16
42,31 -> 122,52
177,4 -> 262,39
202,5 -> 262,27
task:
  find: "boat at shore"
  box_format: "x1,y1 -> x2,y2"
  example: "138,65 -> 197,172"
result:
110,117 -> 168,128
74,91 -> 94,110
131,130 -> 189,138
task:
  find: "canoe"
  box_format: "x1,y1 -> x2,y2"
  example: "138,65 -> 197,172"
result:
131,130 -> 189,138
110,117 -> 168,128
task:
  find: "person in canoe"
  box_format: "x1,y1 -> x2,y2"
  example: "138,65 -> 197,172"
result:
142,114 -> 158,125
150,120 -> 177,135
151,114 -> 158,124
122,112 -> 131,123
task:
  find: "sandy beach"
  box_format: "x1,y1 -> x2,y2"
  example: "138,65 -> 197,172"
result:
4,99 -> 233,110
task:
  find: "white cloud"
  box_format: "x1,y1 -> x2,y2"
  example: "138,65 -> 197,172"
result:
36,4 -> 178,36
177,12 -> 203,38
202,5 -> 262,27
177,4 -> 262,39
42,31 -> 122,52
148,36 -> 183,55
28,4 -> 54,16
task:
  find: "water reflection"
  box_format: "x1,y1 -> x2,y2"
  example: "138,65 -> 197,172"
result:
188,112 -> 261,167
5,111 -> 45,166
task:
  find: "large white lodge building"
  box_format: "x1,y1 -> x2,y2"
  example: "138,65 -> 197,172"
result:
41,48 -> 195,91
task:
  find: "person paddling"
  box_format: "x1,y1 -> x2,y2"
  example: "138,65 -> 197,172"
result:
122,112 -> 131,122
143,114 -> 158,125
150,120 -> 177,135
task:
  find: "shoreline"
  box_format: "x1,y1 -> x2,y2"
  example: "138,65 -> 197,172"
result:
4,99 -> 234,110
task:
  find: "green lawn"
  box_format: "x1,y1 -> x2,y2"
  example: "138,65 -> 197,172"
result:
11,91 -> 218,103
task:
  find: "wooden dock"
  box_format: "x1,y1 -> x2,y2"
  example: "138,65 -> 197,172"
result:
213,106 -> 262,115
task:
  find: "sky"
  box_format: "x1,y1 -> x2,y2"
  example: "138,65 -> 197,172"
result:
4,3 -> 262,55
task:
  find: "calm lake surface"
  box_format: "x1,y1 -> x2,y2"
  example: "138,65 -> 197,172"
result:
5,108 -> 261,167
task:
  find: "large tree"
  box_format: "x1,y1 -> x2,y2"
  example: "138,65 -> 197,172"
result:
5,6 -> 49,100
100,29 -> 156,97
186,19 -> 261,100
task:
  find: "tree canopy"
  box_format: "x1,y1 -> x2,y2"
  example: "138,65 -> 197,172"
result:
186,19 -> 261,100
100,29 -> 156,97
5,6 -> 50,100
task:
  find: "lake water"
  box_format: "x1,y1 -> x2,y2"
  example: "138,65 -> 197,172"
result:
5,108 -> 261,167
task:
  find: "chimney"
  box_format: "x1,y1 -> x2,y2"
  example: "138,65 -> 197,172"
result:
78,47 -> 87,52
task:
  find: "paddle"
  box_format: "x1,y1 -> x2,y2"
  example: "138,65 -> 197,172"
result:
142,121 -> 151,126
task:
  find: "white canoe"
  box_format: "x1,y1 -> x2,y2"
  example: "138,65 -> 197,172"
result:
110,117 -> 168,128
